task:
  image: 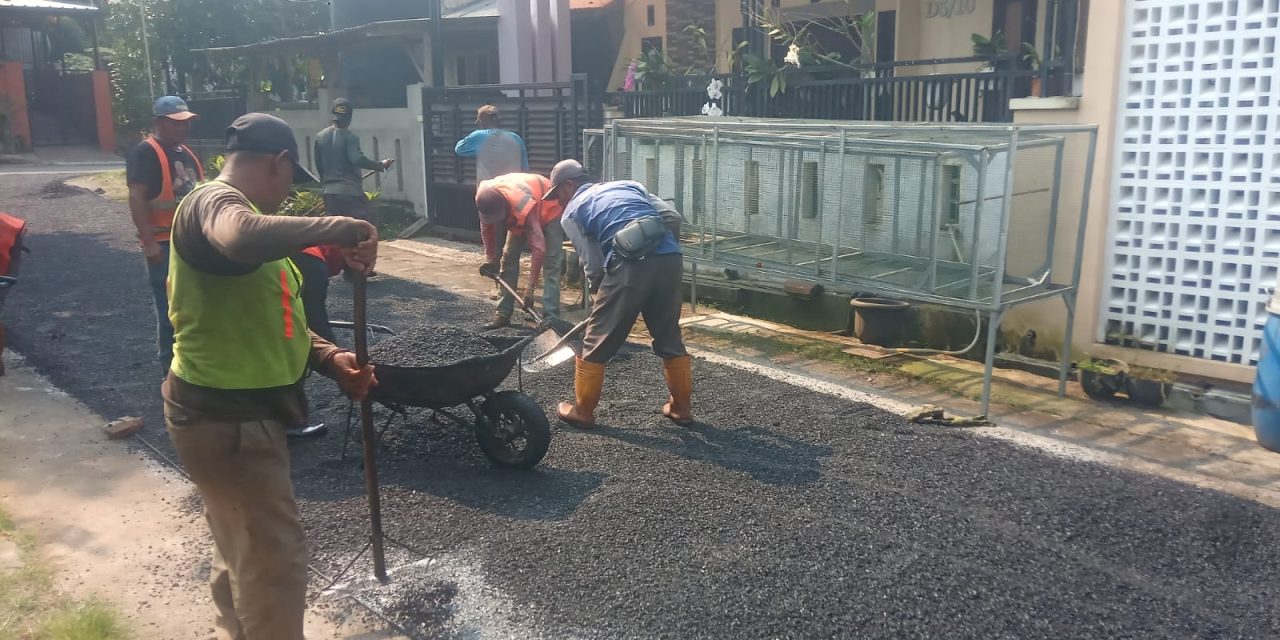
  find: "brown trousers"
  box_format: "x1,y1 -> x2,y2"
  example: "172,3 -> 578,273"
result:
582,252 -> 688,363
165,408 -> 308,640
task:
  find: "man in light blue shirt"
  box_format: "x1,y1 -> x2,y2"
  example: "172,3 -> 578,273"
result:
454,104 -> 529,181
546,159 -> 693,429
456,105 -> 529,265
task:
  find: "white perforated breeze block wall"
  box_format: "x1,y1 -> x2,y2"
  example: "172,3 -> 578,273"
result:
1105,0 -> 1280,365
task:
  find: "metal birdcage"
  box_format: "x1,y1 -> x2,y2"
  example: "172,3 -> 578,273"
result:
587,117 -> 1099,414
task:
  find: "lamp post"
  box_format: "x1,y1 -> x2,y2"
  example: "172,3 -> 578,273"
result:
140,2 -> 157,100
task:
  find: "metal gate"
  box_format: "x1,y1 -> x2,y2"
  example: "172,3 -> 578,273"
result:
1103,0 -> 1280,365
27,70 -> 97,147
421,75 -> 598,236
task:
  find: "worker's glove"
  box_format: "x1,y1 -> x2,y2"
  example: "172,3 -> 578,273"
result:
478,261 -> 499,278
381,158 -> 396,170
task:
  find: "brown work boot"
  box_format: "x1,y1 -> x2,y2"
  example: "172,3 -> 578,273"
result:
662,355 -> 695,425
483,312 -> 511,330
557,358 -> 605,428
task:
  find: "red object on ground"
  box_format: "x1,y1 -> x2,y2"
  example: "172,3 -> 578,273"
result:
0,213 -> 26,276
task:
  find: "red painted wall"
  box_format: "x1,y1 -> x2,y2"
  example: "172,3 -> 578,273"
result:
92,70 -> 115,153
0,63 -> 32,151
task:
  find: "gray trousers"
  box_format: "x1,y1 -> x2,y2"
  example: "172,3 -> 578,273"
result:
497,221 -> 565,321
582,253 -> 687,363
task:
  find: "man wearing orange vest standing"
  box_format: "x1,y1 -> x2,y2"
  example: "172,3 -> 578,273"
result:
474,173 -> 564,329
127,96 -> 203,374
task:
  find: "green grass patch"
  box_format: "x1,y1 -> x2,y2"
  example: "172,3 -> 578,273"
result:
0,507 -> 130,640
684,325 -> 904,378
37,600 -> 130,640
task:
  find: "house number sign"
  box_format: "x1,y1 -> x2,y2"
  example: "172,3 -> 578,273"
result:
927,0 -> 977,18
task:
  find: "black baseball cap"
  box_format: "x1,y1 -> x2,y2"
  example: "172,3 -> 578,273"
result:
225,113 -> 318,184
332,98 -> 352,120
543,159 -> 589,200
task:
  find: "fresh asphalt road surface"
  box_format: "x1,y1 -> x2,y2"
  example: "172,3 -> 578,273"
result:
5,173 -> 1280,639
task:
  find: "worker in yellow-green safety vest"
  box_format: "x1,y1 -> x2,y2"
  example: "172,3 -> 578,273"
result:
163,113 -> 377,640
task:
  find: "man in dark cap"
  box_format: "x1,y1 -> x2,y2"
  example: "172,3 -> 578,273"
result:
314,98 -> 394,226
544,159 -> 694,428
127,95 -> 204,374
164,112 -> 378,639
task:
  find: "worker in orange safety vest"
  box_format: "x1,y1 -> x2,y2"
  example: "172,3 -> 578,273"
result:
475,172 -> 564,329
126,96 -> 204,375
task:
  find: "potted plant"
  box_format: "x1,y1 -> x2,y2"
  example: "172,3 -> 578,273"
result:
854,11 -> 878,79
632,48 -> 672,91
1125,366 -> 1175,408
1022,43 -> 1043,97
971,31 -> 1009,72
1077,357 -> 1128,400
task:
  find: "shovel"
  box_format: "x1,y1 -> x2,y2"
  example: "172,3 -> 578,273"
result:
522,315 -> 591,373
351,270 -> 388,582
486,272 -> 542,324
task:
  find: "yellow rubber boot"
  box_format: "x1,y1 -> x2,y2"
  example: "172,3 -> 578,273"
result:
557,358 -> 605,428
662,355 -> 694,425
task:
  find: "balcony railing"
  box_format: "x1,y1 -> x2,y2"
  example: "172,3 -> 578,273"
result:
616,55 -> 1044,124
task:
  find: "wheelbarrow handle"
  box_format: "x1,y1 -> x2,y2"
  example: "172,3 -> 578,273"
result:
486,272 -> 542,324
329,320 -> 396,336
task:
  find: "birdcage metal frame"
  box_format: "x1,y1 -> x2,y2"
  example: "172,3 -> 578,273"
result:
584,118 -> 1098,415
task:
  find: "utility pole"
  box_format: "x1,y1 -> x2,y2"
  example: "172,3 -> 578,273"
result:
430,0 -> 445,87
140,2 -> 157,100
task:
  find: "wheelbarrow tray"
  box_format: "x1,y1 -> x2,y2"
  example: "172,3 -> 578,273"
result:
369,334 -> 537,409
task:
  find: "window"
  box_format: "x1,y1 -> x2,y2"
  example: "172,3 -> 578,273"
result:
943,164 -> 962,227
864,163 -> 885,223
744,160 -> 760,216
645,157 -> 659,193
647,4 -> 655,27
641,36 -> 663,56
691,153 -> 705,224
455,57 -> 468,86
800,161 -> 819,219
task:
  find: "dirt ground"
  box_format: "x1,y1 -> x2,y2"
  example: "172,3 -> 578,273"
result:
0,354 -> 402,639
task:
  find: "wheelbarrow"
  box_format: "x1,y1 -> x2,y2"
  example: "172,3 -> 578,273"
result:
339,330 -> 552,470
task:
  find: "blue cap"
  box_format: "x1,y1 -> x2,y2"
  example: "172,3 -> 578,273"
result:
153,96 -> 197,121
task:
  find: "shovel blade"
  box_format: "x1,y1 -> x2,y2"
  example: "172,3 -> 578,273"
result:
521,327 -> 582,373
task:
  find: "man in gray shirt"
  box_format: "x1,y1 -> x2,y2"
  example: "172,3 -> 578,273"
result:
314,98 -> 393,225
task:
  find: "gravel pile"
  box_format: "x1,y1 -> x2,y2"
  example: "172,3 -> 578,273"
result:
368,326 -> 496,367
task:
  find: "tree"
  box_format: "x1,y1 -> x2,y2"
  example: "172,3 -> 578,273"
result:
101,0 -> 326,134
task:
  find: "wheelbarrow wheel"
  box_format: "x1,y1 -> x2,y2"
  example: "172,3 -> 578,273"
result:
477,391 -> 551,469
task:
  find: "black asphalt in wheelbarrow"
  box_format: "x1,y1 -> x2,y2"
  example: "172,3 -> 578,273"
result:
341,332 -> 552,470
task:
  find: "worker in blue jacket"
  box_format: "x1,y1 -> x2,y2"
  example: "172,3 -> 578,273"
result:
543,159 -> 693,428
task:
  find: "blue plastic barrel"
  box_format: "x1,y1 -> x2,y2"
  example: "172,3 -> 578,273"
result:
1252,313 -> 1280,452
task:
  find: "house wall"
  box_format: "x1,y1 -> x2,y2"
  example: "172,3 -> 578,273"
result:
0,62 -> 31,151
608,0 -> 1041,86
274,84 -> 428,219
606,0 -> 669,90
999,0 -> 1257,384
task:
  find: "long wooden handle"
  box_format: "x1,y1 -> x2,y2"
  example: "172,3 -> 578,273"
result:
352,271 -> 388,582
488,273 -> 542,323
